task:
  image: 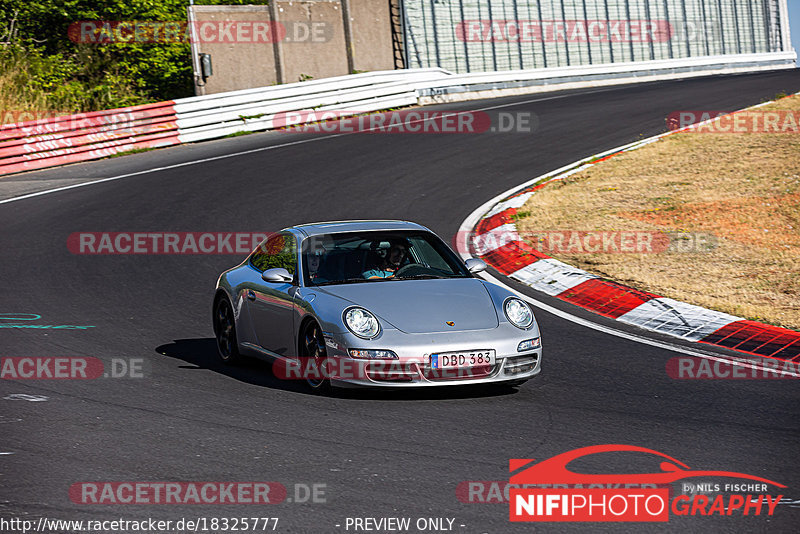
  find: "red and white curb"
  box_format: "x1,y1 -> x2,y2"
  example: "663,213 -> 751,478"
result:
457,94 -> 800,366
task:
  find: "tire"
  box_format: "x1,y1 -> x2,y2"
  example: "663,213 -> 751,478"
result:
214,296 -> 242,365
299,320 -> 331,394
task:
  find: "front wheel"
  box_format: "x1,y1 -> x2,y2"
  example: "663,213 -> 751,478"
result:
214,296 -> 242,364
300,321 -> 331,394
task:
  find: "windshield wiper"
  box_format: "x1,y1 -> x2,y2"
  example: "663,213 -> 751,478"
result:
316,277 -> 392,286
394,274 -> 450,280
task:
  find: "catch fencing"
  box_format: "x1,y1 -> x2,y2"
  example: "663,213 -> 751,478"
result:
0,44 -> 795,176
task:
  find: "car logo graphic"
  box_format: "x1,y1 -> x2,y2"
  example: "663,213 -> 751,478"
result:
446,321 -> 455,326
509,444 -> 785,487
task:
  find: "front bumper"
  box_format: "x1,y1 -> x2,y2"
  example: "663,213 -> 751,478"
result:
321,323 -> 542,388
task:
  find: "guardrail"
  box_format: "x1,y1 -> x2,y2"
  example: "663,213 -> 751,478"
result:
0,51 -> 794,177
0,68 -> 451,176
175,68 -> 450,143
413,52 -> 799,103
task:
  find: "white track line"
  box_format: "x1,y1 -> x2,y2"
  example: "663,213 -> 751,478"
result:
0,86 -> 620,206
4,85 -> 794,377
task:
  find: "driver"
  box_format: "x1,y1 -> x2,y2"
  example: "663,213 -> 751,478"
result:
306,245 -> 328,284
362,239 -> 408,279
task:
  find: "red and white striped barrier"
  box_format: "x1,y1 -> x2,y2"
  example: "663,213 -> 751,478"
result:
0,69 -> 450,176
462,95 -> 800,364
1,50 -> 794,177
0,102 -> 180,175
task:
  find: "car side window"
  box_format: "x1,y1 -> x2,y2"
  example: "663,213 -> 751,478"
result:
410,237 -> 451,272
250,232 -> 297,275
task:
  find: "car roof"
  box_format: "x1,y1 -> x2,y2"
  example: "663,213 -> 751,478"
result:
288,220 -> 431,238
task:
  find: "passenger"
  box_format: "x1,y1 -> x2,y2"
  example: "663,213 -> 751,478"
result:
362,239 -> 408,279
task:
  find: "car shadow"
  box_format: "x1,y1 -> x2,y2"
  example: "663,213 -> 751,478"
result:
156,338 -> 524,400
334,384 -> 521,401
155,338 -> 311,395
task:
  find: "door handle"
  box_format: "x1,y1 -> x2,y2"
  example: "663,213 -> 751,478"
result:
246,290 -> 256,301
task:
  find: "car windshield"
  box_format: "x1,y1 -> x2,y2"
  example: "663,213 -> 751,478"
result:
301,230 -> 471,287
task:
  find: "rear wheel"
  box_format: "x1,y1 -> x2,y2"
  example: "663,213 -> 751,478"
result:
214,296 -> 241,364
300,321 -> 331,393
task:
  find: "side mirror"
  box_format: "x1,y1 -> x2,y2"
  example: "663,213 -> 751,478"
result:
465,258 -> 487,274
262,268 -> 293,283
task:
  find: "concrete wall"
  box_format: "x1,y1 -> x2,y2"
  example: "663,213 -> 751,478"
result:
275,0 -> 349,83
191,6 -> 278,94
190,1 -> 396,95
348,0 -> 395,72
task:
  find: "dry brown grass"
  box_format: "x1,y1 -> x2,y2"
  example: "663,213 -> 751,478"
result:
516,94 -> 800,330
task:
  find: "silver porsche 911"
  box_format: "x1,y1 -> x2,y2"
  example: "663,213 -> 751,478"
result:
212,220 -> 541,391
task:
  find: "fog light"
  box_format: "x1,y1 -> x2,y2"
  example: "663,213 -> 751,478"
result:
517,338 -> 541,352
349,349 -> 398,360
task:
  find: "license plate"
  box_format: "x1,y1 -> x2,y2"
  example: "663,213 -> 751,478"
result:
430,350 -> 495,369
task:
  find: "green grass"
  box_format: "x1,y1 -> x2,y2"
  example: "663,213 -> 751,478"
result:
107,146 -> 157,158
223,130 -> 254,138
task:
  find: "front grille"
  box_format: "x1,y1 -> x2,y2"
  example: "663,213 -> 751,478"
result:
365,362 -> 417,382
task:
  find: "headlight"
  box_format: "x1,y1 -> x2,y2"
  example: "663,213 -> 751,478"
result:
343,307 -> 381,339
504,298 -> 534,329
517,338 -> 541,352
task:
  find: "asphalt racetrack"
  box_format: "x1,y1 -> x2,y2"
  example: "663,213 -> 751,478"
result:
2,71 -> 800,533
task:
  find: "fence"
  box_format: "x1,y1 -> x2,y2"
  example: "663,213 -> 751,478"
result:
401,0 -> 791,73
0,47 -> 795,177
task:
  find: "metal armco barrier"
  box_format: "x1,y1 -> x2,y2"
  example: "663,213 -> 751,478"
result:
412,51 -> 798,103
173,68 -> 450,143
0,69 -> 449,176
0,51 -> 794,176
